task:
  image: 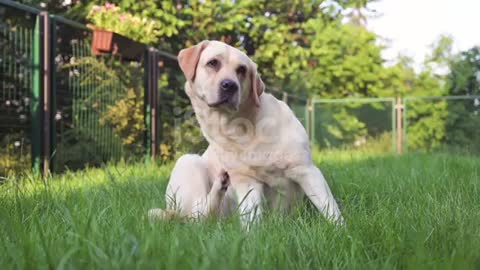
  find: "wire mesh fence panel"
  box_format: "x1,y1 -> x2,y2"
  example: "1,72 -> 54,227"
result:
312,98 -> 396,152
0,4 -> 37,176
404,96 -> 480,154
286,94 -> 308,128
52,18 -> 146,172
154,53 -> 208,160
268,89 -> 284,101
268,89 -> 309,128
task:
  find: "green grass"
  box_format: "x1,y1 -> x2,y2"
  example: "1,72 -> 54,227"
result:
1,152 -> 479,269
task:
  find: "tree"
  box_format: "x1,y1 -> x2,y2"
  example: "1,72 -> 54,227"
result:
443,46 -> 480,153
15,0 -> 455,153
113,0 -> 389,150
447,46 -> 480,96
424,34 -> 455,78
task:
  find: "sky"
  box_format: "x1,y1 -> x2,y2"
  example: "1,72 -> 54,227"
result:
367,0 -> 480,69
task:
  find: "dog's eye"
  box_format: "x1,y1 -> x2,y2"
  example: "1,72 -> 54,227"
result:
207,59 -> 219,68
236,65 -> 247,75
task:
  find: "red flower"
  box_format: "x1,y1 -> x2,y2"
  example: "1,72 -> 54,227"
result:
105,2 -> 115,9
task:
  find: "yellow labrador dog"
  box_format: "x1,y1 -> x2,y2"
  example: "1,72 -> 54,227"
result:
148,154 -> 233,220
149,40 -> 343,228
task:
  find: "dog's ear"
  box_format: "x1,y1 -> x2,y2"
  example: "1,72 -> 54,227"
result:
178,40 -> 209,81
250,63 -> 265,107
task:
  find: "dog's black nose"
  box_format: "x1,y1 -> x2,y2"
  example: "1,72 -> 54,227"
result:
220,79 -> 238,92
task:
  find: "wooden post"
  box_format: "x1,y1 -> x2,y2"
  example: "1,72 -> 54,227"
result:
396,97 -> 403,154
282,92 -> 288,103
308,99 -> 313,144
151,49 -> 158,161
144,48 -> 156,162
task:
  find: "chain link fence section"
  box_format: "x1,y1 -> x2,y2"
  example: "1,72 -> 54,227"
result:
404,96 -> 480,154
269,89 -> 309,128
51,17 -> 147,172
0,2 -> 39,177
312,98 -> 396,152
1,0 -> 151,176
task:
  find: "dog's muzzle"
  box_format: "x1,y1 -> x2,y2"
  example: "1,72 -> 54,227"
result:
208,79 -> 239,108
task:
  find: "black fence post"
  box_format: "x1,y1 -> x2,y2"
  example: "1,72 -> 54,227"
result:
49,15 -> 57,173
151,50 -> 158,161
144,48 -> 159,162
144,49 -> 150,162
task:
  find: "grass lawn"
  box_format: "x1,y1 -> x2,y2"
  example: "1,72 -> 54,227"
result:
1,152 -> 479,269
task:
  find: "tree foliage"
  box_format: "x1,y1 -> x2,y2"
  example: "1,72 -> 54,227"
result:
443,46 -> 480,152
15,0 -> 479,154
55,0 -> 386,97
447,47 -> 480,96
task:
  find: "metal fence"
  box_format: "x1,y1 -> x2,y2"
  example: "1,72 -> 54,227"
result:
0,0 -> 156,176
0,1 -> 38,176
52,17 -> 148,172
1,1 -> 479,177
404,96 -> 480,154
269,89 -> 309,128
311,98 -> 397,152
311,96 -> 480,155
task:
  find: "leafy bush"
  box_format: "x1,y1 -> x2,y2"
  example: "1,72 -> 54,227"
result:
444,99 -> 480,153
100,88 -> 145,147
0,134 -> 31,177
405,99 -> 448,151
444,46 -> 480,153
313,101 -> 394,149
63,55 -> 146,163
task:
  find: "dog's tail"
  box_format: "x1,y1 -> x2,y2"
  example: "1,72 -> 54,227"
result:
147,208 -> 180,221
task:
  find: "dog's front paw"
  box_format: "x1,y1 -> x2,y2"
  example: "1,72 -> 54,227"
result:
213,170 -> 230,193
147,208 -> 166,221
220,170 -> 230,192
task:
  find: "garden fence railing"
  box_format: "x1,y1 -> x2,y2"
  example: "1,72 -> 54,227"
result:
2,0 -> 479,177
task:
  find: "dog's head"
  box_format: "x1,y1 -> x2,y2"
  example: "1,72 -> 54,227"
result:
178,40 -> 265,111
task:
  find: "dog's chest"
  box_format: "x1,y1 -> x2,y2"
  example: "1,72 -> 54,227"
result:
253,165 -> 291,187
217,149 -> 291,187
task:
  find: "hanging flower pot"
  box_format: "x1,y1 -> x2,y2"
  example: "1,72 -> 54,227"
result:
91,28 -> 146,61
87,3 -> 160,61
